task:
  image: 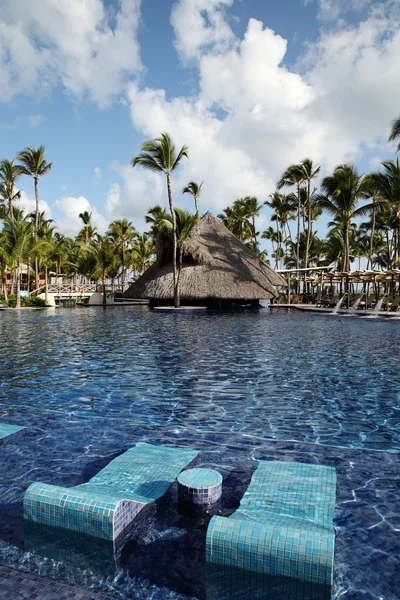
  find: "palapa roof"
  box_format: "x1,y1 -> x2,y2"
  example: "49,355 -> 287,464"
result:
124,212 -> 286,301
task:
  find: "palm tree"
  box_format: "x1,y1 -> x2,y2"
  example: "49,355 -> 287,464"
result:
78,211 -> 92,245
277,163 -> 305,271
130,233 -> 156,276
132,133 -> 188,307
389,116 -> 400,152
0,160 -> 24,222
241,196 -> 264,252
317,164 -> 369,273
160,208 -> 198,306
367,159 -> 400,264
16,146 -> 53,290
145,205 -> 169,237
90,235 -> 117,305
2,215 -> 48,308
108,218 -> 136,292
299,159 -> 321,269
183,181 -> 203,215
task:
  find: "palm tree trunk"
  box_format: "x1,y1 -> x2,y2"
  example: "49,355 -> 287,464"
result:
167,172 -> 178,307
176,247 -> 183,307
344,223 -> 349,274
16,261 -> 21,309
34,175 -> 39,291
122,243 -> 125,293
368,201 -> 376,269
8,198 -> 13,222
45,264 -> 49,304
252,216 -> 257,253
296,183 -> 301,272
194,196 -> 198,215
305,180 -> 311,269
275,220 -> 280,270
102,275 -> 107,306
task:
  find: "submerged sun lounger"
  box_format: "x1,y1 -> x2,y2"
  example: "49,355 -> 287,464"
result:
0,422 -> 26,443
206,461 -> 336,600
24,442 -> 198,542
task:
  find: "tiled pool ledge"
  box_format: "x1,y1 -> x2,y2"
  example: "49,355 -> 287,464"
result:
0,423 -> 25,443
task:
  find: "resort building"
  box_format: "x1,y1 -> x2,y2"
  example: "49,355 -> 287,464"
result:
124,211 -> 286,308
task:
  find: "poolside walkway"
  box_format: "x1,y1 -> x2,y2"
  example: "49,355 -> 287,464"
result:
0,565 -> 120,600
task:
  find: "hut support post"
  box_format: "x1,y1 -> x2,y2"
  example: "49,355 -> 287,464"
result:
287,273 -> 291,305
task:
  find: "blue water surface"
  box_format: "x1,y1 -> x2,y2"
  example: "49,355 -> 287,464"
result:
0,307 -> 398,599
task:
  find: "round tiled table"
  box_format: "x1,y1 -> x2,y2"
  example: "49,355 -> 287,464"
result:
177,468 -> 222,505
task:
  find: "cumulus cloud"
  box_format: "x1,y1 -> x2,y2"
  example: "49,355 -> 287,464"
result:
17,190 -> 52,219
54,195 -> 108,237
118,1 -> 400,221
0,0 -> 142,107
304,0 -> 373,21
105,182 -> 121,215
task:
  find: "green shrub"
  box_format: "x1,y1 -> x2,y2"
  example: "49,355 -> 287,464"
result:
2,294 -> 47,308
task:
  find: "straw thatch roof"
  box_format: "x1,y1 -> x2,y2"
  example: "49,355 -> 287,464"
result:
124,212 -> 286,302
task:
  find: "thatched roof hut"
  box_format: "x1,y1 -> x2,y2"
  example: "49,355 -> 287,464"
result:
124,212 -> 286,307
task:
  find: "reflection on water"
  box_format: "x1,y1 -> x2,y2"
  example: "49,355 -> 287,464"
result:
0,307 -> 399,599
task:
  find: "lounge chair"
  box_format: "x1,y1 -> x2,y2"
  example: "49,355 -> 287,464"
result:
24,442 -> 198,542
206,461 -> 336,600
390,297 -> 400,312
359,295 -> 375,310
0,422 -> 25,443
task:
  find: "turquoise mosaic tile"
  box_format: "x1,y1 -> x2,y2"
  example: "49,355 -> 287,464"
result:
0,422 -> 25,442
206,460 -> 336,600
24,443 -> 198,541
178,467 -> 222,504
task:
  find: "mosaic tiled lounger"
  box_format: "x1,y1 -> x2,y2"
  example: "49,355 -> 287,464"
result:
206,461 -> 336,600
0,423 -> 25,443
24,443 -> 198,542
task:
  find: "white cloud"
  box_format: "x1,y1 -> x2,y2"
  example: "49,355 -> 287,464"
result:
17,190 -> 52,220
28,114 -> 45,128
120,2 -> 400,222
171,0 -> 236,63
0,0 -> 142,107
105,182 -> 121,215
305,0 -> 373,21
54,195 -> 108,237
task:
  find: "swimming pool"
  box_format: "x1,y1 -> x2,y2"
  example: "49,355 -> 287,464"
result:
0,307 -> 398,598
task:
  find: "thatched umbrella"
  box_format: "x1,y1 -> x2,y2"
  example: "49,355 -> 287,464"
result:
124,212 -> 286,306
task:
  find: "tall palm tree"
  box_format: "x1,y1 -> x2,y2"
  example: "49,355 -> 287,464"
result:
317,164 -> 369,273
130,233 -> 156,277
108,218 -> 136,292
16,146 -> 53,290
0,160 -> 24,222
159,208 -> 198,306
389,115 -> 400,152
183,181 -> 203,215
132,133 -> 188,307
277,163 -> 305,271
299,159 -> 321,269
241,196 -> 264,252
368,159 -> 400,264
90,235 -> 117,305
79,211 -> 92,245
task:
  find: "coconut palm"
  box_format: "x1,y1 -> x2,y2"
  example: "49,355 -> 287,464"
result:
317,164 -> 369,273
130,233 -> 156,277
108,218 -> 136,292
0,160 -> 24,222
2,215 -> 48,308
16,146 -> 53,290
78,211 -> 93,245
132,133 -> 188,307
241,196 -> 264,252
183,181 -> 203,215
277,163 -> 305,270
300,159 -> 321,269
389,116 -> 400,152
90,235 -> 118,305
158,208 -> 198,306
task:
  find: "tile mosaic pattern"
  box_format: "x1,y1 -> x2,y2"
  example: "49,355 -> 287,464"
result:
178,467 -> 222,504
0,422 -> 25,443
0,565 -> 119,600
24,442 -> 198,541
206,460 -> 336,600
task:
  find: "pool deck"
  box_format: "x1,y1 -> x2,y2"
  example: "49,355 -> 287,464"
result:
272,304 -> 399,317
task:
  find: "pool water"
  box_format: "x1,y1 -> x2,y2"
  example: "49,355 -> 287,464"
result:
0,307 -> 398,599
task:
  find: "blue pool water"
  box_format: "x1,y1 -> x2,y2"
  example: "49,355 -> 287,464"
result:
0,307 -> 398,599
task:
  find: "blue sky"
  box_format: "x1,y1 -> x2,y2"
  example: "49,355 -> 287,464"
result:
1,0 -> 399,255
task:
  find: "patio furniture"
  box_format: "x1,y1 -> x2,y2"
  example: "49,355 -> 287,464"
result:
390,297 -> 400,312
0,422 -> 26,443
206,460 -> 337,600
24,442 -> 198,542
